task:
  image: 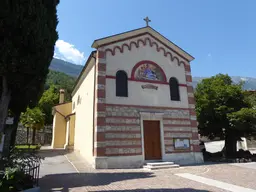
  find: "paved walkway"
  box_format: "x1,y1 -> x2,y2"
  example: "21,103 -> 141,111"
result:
176,173 -> 256,192
39,151 -> 256,192
231,162 -> 256,170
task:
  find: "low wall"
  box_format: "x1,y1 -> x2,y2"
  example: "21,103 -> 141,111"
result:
204,138 -> 247,153
15,124 -> 52,145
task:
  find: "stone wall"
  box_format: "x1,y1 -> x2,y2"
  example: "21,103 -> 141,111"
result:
105,105 -> 142,156
15,124 -> 52,145
105,104 -> 200,157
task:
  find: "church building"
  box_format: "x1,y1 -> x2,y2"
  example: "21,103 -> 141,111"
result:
51,21 -> 204,169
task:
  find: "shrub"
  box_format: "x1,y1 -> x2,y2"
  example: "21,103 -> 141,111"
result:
0,167 -> 34,192
0,148 -> 43,191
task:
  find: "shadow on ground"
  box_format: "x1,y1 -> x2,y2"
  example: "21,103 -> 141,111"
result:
100,189 -> 209,192
39,172 -> 154,192
39,150 -> 70,158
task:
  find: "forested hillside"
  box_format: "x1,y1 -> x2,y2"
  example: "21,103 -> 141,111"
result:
45,70 -> 76,101
25,70 -> 77,125
50,58 -> 83,77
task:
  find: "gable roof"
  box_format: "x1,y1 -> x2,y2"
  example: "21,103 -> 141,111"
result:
92,26 -> 194,62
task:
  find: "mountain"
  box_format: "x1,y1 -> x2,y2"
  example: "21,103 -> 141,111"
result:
50,58 -> 256,90
192,76 -> 256,90
50,58 -> 83,77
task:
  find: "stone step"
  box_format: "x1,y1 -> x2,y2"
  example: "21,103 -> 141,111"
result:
143,164 -> 180,170
146,162 -> 174,166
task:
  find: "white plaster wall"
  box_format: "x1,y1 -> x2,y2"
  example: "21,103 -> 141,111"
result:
105,34 -> 188,108
106,79 -> 188,107
73,64 -> 95,164
105,34 -> 186,82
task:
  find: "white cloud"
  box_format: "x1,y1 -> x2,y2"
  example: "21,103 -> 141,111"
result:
240,77 -> 248,82
54,40 -> 86,65
53,52 -> 62,60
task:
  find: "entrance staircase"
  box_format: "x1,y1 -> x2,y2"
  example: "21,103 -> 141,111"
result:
143,161 -> 180,170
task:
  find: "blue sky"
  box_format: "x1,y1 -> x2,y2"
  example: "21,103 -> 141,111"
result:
54,0 -> 256,77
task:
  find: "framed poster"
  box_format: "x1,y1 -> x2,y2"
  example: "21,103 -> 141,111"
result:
173,138 -> 190,150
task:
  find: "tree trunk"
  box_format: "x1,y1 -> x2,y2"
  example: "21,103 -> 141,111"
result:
9,114 -> 21,148
32,128 -> 36,145
0,76 -> 11,134
225,130 -> 238,158
26,127 -> 29,144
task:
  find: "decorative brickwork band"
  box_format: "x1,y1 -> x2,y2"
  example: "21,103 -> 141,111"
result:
104,36 -> 188,66
185,63 -> 201,153
94,49 -> 106,157
192,144 -> 201,152
187,85 -> 194,93
106,104 -> 196,155
184,64 -> 191,72
186,74 -> 192,82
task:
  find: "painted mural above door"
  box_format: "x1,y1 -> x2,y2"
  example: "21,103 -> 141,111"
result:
131,60 -> 167,82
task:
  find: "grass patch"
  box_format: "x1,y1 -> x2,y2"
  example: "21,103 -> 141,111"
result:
15,144 -> 41,150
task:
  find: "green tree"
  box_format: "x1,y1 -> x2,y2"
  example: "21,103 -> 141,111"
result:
45,70 -> 76,101
20,107 -> 45,145
0,1 -> 59,139
38,85 -> 59,125
195,74 -> 256,157
243,91 -> 256,109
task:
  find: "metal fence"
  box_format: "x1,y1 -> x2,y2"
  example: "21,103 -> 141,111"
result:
23,161 -> 40,187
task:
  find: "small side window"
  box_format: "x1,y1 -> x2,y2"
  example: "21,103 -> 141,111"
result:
169,77 -> 180,101
116,70 -> 128,97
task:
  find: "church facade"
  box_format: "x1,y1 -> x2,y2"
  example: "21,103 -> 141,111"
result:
51,26 -> 204,169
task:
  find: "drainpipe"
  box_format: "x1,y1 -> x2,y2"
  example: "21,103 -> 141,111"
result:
92,52 -> 96,155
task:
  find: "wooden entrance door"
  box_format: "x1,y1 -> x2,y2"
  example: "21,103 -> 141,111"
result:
143,120 -> 162,160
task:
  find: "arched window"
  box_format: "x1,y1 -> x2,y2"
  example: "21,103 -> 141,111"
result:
169,77 -> 180,101
116,70 -> 128,97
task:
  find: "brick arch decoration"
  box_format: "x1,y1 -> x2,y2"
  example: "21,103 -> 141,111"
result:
131,60 -> 167,83
104,37 -> 186,67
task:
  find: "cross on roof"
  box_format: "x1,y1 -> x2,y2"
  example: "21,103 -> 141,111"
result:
144,16 -> 151,27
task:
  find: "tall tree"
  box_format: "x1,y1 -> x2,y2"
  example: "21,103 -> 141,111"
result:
243,91 -> 256,109
38,85 -> 59,125
195,74 -> 256,157
0,1 -> 59,135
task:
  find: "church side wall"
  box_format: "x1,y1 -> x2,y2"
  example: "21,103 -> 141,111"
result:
73,64 -> 95,164
51,112 -> 66,148
69,115 -> 76,146
51,103 -> 72,148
